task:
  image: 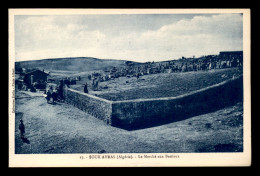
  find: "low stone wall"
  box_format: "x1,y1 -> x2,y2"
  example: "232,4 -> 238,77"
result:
64,76 -> 243,130
64,86 -> 113,125
111,76 -> 243,130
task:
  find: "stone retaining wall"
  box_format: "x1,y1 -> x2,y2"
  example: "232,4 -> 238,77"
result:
64,87 -> 113,125
64,76 -> 243,130
111,76 -> 243,130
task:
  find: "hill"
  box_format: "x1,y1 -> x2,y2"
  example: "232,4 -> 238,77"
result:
15,57 -> 133,72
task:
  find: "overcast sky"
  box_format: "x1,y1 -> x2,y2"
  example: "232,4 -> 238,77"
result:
14,13 -> 243,62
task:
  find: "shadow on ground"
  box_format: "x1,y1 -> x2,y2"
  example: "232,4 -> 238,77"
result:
21,137 -> 30,144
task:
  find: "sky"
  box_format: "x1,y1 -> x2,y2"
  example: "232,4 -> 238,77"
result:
14,13 -> 243,62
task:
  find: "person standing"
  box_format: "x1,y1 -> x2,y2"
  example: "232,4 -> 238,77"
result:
19,119 -> 25,139
58,80 -> 64,100
136,73 -> 140,80
46,86 -> 53,103
84,82 -> 88,93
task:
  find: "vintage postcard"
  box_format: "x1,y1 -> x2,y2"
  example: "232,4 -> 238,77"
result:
9,8 -> 251,167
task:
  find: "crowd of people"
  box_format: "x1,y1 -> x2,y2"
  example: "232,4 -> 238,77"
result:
83,53 -> 243,87
19,52 -> 243,102
166,54 -> 243,73
45,80 -> 64,104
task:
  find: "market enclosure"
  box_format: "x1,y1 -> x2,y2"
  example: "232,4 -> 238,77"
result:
14,55 -> 244,152
71,67 -> 242,101
12,11 -> 247,155
66,68 -> 243,130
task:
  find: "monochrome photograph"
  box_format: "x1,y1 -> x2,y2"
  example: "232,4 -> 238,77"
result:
9,9 -> 251,167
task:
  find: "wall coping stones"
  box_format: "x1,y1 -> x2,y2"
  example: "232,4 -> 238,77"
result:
66,87 -> 113,104
64,75 -> 243,130
111,75 -> 243,104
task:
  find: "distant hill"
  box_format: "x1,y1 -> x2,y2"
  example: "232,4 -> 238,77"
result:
15,57 -> 135,72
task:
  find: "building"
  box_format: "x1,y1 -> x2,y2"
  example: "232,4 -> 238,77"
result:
23,70 -> 49,87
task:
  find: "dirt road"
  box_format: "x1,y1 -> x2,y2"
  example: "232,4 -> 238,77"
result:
15,92 -> 243,154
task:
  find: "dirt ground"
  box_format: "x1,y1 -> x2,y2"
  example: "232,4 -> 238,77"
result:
15,91 -> 243,154
71,68 -> 242,101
